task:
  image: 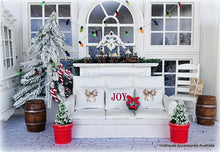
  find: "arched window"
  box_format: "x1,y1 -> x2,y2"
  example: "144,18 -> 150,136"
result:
86,1 -> 134,58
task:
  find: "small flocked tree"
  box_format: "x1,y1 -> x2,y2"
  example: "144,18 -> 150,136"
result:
55,101 -> 72,125
171,101 -> 189,125
13,12 -> 72,108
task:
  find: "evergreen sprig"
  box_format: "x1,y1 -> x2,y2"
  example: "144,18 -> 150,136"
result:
55,101 -> 72,125
171,101 -> 189,125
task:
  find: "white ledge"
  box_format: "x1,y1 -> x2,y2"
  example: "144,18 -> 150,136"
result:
73,63 -> 159,68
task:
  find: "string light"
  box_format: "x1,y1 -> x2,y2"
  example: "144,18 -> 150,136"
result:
80,26 -> 83,32
125,31 -> 129,37
167,12 -> 171,17
66,19 -> 70,25
178,2 -> 183,7
65,51 -> 70,57
18,69 -> 22,75
79,41 -> 84,47
40,1 -> 45,6
154,20 -> 158,26
92,31 -> 97,37
51,62 -> 55,67
126,0 -> 130,6
96,31 -> 98,37
115,11 -> 120,16
140,27 -> 144,33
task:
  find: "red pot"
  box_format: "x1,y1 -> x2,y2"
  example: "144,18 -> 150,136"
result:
169,122 -> 190,144
53,122 -> 73,144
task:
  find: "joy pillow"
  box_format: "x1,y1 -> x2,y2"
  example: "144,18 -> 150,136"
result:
76,87 -> 104,110
136,88 -> 164,109
105,87 -> 134,110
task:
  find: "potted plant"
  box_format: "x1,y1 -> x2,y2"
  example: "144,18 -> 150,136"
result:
169,100 -> 190,144
53,101 -> 73,144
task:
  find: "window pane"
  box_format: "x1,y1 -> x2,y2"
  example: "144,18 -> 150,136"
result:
102,1 -> 120,16
58,5 -> 70,17
165,61 -> 176,72
120,46 -> 133,56
9,41 -> 13,57
180,5 -> 192,17
180,19 -> 192,31
31,19 -> 42,31
5,41 -> 9,57
7,58 -> 10,68
3,59 -> 6,67
165,33 -> 177,45
152,4 -> 163,16
166,4 -> 178,16
165,88 -> 175,96
104,27 -> 118,35
151,19 -> 163,31
120,27 -> 133,43
179,33 -> 191,45
4,26 -> 8,39
11,58 -> 14,67
45,5 -> 56,17
165,75 -> 176,86
9,30 -> 11,39
89,46 -> 100,58
104,18 -> 117,24
31,5 -> 42,17
64,33 -> 72,46
31,33 -> 36,39
88,27 -> 102,43
166,19 -> 177,31
179,60 -> 190,65
116,5 -> 133,23
104,46 -> 118,55
59,19 -> 71,31
89,4 -> 106,24
151,33 -> 163,45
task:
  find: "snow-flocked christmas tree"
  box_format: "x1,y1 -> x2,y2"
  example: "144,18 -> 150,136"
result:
171,101 -> 189,125
13,12 -> 72,108
55,101 -> 72,125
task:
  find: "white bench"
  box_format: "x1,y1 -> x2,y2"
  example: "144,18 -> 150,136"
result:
66,76 -> 176,138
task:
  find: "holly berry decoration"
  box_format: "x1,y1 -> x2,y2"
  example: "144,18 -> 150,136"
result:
126,95 -> 140,112
35,69 -> 39,75
18,69 -> 22,75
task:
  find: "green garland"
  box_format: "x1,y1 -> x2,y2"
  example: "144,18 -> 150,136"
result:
71,57 -> 160,76
71,57 -> 160,64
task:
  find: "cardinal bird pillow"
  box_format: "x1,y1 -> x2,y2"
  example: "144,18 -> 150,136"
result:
76,87 -> 104,110
135,88 -> 164,109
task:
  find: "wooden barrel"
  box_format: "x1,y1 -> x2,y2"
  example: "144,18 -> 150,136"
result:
196,95 -> 216,126
25,99 -> 46,132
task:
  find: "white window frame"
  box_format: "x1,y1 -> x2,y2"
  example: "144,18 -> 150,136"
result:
1,25 -> 15,70
29,3 -> 72,45
151,3 -> 193,46
78,0 -> 144,59
22,0 -> 77,55
86,1 -> 135,56
144,0 -> 200,55
153,59 -> 192,96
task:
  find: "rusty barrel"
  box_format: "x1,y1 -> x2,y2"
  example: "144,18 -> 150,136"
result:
196,95 -> 216,126
25,99 -> 46,132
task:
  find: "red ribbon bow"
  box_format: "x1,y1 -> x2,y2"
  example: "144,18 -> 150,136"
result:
126,95 -> 140,105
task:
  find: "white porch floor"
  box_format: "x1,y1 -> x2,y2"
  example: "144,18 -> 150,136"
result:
0,115 -> 219,152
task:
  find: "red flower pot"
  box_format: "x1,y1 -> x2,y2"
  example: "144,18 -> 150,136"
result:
169,122 -> 190,144
53,122 -> 73,144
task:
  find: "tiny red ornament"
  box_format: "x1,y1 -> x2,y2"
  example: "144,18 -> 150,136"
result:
35,69 -> 39,75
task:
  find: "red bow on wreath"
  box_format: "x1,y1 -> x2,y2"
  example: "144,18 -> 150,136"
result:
126,95 -> 140,111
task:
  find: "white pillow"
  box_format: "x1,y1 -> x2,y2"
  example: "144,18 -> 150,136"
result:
76,87 -> 104,110
135,88 -> 164,109
105,87 -> 134,110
